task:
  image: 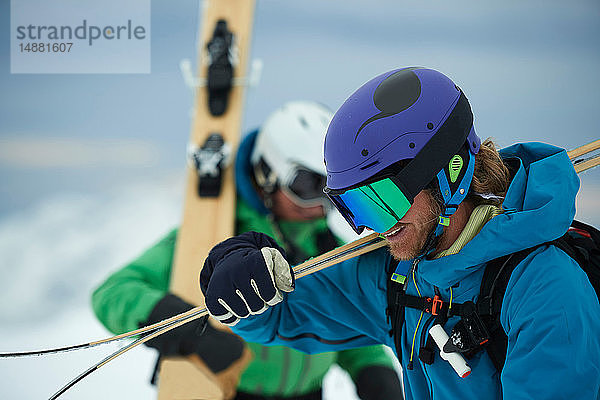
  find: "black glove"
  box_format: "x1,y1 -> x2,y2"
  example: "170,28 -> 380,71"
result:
355,365 -> 404,400
200,231 -> 294,326
143,293 -> 244,373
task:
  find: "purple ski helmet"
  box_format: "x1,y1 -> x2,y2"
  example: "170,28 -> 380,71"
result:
323,68 -> 481,234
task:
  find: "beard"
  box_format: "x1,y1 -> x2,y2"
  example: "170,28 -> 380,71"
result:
386,191 -> 440,261
387,218 -> 437,261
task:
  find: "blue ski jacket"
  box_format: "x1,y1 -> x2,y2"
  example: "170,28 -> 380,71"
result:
231,142 -> 600,400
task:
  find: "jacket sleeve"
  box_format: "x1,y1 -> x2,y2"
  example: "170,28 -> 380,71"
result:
336,346 -> 403,400
335,345 -> 396,380
91,229 -> 177,334
500,246 -> 600,399
231,247 -> 393,354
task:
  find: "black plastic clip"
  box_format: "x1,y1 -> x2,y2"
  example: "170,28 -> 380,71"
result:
443,301 -> 490,355
206,19 -> 234,116
188,133 -> 232,197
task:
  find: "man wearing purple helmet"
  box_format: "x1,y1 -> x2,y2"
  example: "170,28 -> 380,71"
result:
199,68 -> 600,399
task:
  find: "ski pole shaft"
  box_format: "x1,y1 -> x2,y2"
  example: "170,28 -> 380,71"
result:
2,233 -> 385,360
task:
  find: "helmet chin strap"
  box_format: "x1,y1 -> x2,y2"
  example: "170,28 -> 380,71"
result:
418,148 -> 476,258
419,226 -> 442,260
253,157 -> 279,208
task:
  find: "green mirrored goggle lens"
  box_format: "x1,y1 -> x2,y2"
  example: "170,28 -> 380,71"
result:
332,178 -> 412,233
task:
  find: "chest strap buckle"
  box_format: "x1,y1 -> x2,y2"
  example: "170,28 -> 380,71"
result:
431,295 -> 444,316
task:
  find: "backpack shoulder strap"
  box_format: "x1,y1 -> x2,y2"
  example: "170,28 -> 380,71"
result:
386,259 -> 405,364
480,218 -> 600,372
572,219 -> 600,243
477,246 -> 541,371
558,220 -> 600,299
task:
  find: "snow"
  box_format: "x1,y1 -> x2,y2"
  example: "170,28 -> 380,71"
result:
0,176 -> 183,399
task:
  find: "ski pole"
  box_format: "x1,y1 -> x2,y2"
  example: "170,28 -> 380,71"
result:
0,232 -> 386,361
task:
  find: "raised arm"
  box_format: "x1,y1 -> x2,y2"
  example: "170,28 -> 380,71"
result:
200,231 -> 393,354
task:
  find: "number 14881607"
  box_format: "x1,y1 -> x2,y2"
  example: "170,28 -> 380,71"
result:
19,42 -> 73,53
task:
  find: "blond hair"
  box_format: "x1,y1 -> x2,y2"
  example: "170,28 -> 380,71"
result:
467,138 -> 511,207
426,138 -> 510,211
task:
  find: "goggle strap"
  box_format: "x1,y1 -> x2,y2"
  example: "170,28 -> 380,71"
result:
254,158 -> 279,194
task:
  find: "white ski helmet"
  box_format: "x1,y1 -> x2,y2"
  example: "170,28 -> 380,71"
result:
251,101 -> 333,206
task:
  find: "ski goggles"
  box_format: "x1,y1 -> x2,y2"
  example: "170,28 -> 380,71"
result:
324,176 -> 412,234
283,167 -> 329,208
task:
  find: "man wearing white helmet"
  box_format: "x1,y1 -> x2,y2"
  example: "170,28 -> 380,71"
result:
92,101 -> 403,400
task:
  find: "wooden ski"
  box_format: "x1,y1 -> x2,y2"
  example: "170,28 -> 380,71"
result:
158,1 -> 255,399
568,138 -> 600,173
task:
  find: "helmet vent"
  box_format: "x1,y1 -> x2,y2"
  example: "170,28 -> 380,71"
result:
299,116 -> 309,129
449,155 -> 463,183
360,160 -> 380,170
